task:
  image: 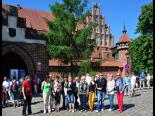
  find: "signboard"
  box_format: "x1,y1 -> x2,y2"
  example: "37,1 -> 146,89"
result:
18,69 -> 26,79
10,69 -> 18,80
124,64 -> 129,70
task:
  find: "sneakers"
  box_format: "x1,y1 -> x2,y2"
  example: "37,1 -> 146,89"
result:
95,110 -> 99,112
69,109 -> 72,112
108,108 -> 113,111
101,109 -> 104,111
48,110 -> 51,113
72,110 -> 75,112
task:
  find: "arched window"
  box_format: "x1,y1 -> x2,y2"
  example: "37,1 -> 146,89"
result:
9,28 -> 16,37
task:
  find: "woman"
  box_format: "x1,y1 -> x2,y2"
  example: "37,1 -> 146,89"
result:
41,75 -> 52,114
67,76 -> 75,112
88,79 -> 96,111
79,76 -> 88,111
52,76 -> 62,112
106,74 -> 115,111
115,73 -> 126,113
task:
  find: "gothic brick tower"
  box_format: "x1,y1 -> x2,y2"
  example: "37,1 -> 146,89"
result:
116,25 -> 132,77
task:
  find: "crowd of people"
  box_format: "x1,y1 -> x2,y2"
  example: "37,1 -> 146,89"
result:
2,72 -> 152,116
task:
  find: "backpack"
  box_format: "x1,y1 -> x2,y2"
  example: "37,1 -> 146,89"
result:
11,82 -> 18,93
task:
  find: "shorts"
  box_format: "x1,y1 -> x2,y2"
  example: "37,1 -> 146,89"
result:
67,94 -> 74,103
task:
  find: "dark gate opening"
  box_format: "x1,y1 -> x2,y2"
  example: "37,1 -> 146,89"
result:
2,52 -> 28,79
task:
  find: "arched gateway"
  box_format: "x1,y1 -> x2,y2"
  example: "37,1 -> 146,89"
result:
2,44 -> 35,79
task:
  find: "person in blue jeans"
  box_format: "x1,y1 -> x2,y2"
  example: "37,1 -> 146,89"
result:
124,74 -> 131,96
139,72 -> 146,89
106,74 -> 115,111
95,74 -> 107,112
67,77 -> 75,112
79,76 -> 88,111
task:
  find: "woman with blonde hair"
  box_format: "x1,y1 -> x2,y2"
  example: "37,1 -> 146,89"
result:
88,78 -> 96,111
67,76 -> 76,112
52,76 -> 62,112
106,74 -> 115,111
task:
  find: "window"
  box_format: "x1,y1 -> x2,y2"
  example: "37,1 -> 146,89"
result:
100,41 -> 102,46
9,28 -> 16,37
96,28 -> 98,33
115,52 -> 119,60
105,41 -> 107,46
101,28 -> 104,33
100,35 -> 102,45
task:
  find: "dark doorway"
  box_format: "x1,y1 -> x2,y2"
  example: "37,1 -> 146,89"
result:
2,52 -> 28,79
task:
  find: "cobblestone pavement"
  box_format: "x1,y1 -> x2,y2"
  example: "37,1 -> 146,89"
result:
2,88 -> 153,116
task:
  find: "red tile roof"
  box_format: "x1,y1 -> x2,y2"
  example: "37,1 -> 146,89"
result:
117,33 -> 131,44
101,60 -> 123,67
49,59 -> 70,66
18,8 -> 54,31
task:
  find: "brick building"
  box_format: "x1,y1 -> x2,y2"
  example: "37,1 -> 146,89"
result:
2,3 -> 132,80
2,4 -> 54,79
48,4 -> 132,77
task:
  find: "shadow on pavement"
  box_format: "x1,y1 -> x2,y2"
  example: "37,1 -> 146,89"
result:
32,110 -> 44,115
134,94 -> 141,97
31,101 -> 43,105
123,104 -> 135,111
108,104 -> 135,111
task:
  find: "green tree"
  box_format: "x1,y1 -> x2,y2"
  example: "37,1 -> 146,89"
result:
46,0 -> 95,75
129,2 -> 153,75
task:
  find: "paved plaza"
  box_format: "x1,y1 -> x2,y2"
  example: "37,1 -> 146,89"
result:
2,88 -> 153,116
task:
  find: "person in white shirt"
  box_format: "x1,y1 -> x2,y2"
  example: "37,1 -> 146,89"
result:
130,72 -> 136,97
146,73 -> 151,89
106,74 -> 115,111
2,76 -> 9,103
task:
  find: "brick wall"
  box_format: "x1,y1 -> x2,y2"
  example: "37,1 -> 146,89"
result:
2,42 -> 48,80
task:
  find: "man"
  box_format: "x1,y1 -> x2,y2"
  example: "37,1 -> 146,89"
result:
130,72 -> 136,97
139,71 -> 146,89
62,76 -> 68,110
124,73 -> 131,96
22,75 -> 32,116
115,73 -> 126,113
95,73 -> 107,112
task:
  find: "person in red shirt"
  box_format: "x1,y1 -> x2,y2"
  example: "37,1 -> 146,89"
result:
22,75 -> 32,116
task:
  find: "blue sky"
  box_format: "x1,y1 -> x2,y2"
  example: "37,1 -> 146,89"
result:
3,0 -> 152,45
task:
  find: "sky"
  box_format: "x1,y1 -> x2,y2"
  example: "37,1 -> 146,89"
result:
3,0 -> 152,45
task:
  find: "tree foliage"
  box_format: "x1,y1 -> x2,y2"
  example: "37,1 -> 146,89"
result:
129,2 -> 153,75
136,2 -> 153,35
46,0 -> 95,75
